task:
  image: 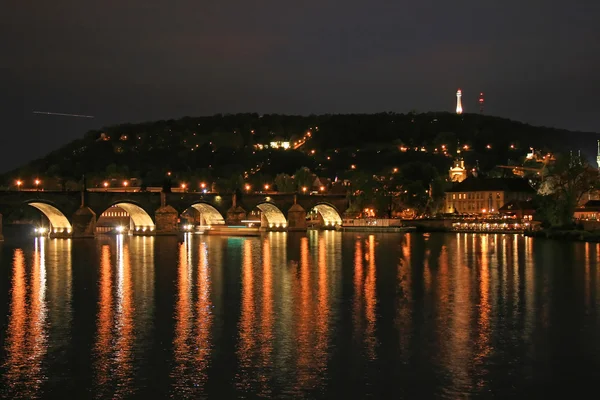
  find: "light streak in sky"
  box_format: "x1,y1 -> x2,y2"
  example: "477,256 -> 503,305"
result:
33,111 -> 94,119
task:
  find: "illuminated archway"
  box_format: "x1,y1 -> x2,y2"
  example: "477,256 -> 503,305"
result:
256,202 -> 287,228
190,203 -> 225,225
312,203 -> 343,226
112,202 -> 155,230
28,202 -> 72,232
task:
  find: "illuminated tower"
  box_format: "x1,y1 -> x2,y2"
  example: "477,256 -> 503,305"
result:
597,140 -> 600,169
479,92 -> 484,114
456,89 -> 463,115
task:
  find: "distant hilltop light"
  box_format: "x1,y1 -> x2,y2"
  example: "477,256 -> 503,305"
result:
456,89 -> 463,115
33,111 -> 94,119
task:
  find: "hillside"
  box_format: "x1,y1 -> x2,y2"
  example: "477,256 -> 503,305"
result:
2,112 -> 598,191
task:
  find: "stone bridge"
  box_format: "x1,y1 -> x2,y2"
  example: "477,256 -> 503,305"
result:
0,190 -> 349,239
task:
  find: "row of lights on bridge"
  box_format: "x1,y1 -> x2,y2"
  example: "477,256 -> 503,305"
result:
15,179 -> 41,190
16,179 -> 327,193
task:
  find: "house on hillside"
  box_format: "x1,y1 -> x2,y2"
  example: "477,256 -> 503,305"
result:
574,200 -> 600,220
445,177 -> 535,215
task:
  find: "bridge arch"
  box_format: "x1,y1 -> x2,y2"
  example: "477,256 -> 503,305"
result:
110,202 -> 155,231
256,202 -> 287,228
189,202 -> 225,226
28,202 -> 73,233
311,203 -> 343,227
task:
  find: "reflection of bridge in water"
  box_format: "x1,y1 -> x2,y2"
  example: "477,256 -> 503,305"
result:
0,191 -> 348,240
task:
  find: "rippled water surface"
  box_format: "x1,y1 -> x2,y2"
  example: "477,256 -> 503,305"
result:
1,231 -> 600,398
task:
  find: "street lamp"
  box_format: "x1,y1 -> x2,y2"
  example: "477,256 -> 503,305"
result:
181,183 -> 187,190
302,186 -> 307,194
245,184 -> 251,192
34,179 -> 41,191
319,186 -> 325,192
123,181 -> 129,188
200,182 -> 206,189
264,184 -> 270,191
16,180 -> 22,191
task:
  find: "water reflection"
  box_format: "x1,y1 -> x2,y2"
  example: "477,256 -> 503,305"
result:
3,232 -> 600,398
2,238 -> 71,399
93,235 -> 155,398
171,235 -> 213,397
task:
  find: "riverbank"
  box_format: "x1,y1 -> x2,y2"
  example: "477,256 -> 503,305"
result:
525,229 -> 600,242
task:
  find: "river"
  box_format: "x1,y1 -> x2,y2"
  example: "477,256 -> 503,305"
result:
0,231 -> 599,398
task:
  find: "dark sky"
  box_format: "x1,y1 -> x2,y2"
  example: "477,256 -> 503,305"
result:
2,1 -> 599,172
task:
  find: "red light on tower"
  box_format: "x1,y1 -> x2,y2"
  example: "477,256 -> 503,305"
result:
479,92 -> 485,114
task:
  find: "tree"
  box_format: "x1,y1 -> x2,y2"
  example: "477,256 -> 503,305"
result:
537,152 -> 599,227
293,167 -> 313,191
275,173 -> 295,193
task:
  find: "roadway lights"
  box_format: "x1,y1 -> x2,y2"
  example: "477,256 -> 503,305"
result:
392,168 -> 398,173
34,179 -> 41,190
350,165 -> 356,170
181,183 -> 187,190
319,186 -> 325,192
245,184 -> 251,192
123,181 -> 129,187
16,180 -> 22,190
200,182 -> 206,189
116,226 -> 125,233
302,186 -> 307,193
103,181 -> 109,188
264,184 -> 270,190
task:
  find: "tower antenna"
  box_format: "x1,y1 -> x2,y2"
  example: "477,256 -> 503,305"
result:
456,89 -> 463,115
478,92 -> 484,114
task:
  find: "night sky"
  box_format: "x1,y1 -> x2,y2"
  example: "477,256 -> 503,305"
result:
2,1 -> 599,172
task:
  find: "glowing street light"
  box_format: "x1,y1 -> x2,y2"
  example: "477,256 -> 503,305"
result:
34,179 -> 41,190
319,186 -> 325,192
16,180 -> 22,191
200,182 -> 206,189
264,184 -> 270,191
392,168 -> 398,173
181,183 -> 187,189
302,186 -> 307,193
245,184 -> 251,192
122,181 -> 129,187
350,164 -> 356,170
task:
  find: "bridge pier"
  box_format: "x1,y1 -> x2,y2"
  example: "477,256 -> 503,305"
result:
72,207 -> 97,238
287,204 -> 307,231
155,205 -> 179,235
226,206 -> 247,225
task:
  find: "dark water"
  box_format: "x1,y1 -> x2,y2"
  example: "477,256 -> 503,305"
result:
1,231 -> 600,399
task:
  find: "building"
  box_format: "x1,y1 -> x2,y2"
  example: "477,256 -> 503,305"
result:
574,200 -> 600,220
498,200 -> 536,220
449,147 -> 467,182
449,158 -> 467,182
445,177 -> 535,214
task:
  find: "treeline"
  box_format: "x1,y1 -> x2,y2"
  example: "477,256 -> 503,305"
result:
2,112 -> 597,192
